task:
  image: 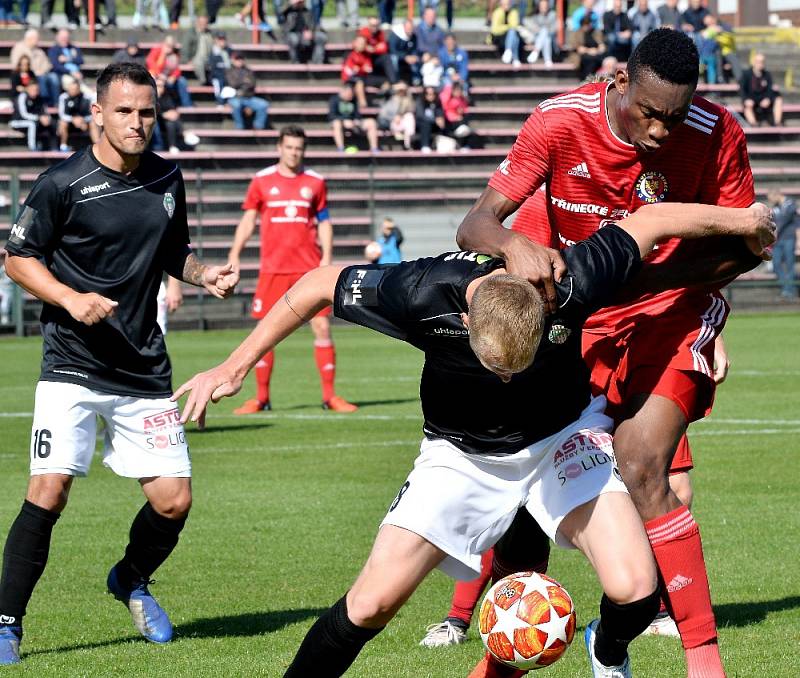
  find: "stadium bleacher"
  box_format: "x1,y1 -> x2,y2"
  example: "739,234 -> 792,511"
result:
1,28 -> 798,330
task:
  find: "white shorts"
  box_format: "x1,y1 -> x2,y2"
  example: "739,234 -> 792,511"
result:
381,397 -> 627,580
29,381 -> 191,479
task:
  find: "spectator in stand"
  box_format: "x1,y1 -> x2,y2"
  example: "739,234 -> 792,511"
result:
681,0 -> 709,42
415,85 -> 445,153
39,0 -> 79,29
153,76 -> 199,153
208,30 -> 232,104
657,0 -> 681,30
769,189 -> 798,300
490,0 -> 522,67
378,0 -> 394,27
359,16 -> 398,84
111,37 -> 147,66
713,15 -> 742,84
56,76 -> 98,152
133,0 -> 169,29
11,31 -> 59,106
146,34 -> 193,108
415,8 -> 446,59
234,0 -> 277,34
328,84 -> 380,153
419,0 -> 453,31
225,52 -> 270,130
10,56 -> 35,97
741,53 -> 783,127
342,35 -> 378,108
376,217 -> 404,263
79,0 -> 116,29
420,51 -> 443,89
389,18 -> 420,85
570,0 -> 599,32
570,13 -> 606,80
336,0 -> 358,29
697,14 -> 720,84
47,29 -> 84,93
602,0 -> 632,62
628,0 -> 658,49
440,78 -> 473,149
524,0 -> 557,67
185,14 -> 215,84
377,81 -> 416,150
281,0 -> 327,64
439,33 -> 469,90
597,54 -> 618,80
10,80 -> 56,151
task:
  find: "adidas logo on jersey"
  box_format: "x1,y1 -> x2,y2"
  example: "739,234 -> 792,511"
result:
567,162 -> 591,179
80,180 -> 111,196
269,186 -> 280,196
666,574 -> 694,593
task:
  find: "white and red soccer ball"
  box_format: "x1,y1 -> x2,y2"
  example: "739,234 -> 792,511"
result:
478,571 -> 577,670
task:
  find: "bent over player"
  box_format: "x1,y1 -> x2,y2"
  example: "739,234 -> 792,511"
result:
174,202 -> 771,677
457,29 -> 763,677
228,125 -> 357,414
0,62 -> 238,665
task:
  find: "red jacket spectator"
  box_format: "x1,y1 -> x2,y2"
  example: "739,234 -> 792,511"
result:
358,17 -> 389,57
341,45 -> 373,82
440,82 -> 468,123
146,36 -> 182,81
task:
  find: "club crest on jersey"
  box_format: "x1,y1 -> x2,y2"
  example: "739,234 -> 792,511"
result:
163,192 -> 175,218
548,323 -> 571,344
635,171 -> 669,204
300,186 -> 313,199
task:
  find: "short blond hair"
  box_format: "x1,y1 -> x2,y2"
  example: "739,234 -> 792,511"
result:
468,274 -> 545,374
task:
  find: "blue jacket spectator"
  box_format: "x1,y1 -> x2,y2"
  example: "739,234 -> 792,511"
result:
571,0 -> 599,32
439,34 -> 469,87
390,19 -> 420,84
627,0 -> 659,48
657,0 -> 681,30
47,28 -> 84,84
768,189 -> 798,299
376,218 -> 403,264
681,0 -> 709,33
415,7 -> 446,57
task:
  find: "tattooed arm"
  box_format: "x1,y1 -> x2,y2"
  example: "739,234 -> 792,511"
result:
181,252 -> 239,299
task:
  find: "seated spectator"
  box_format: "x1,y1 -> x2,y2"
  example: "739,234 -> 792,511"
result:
11,56 -> 36,97
57,76 -> 98,152
359,16 -> 397,84
657,0 -> 681,30
152,76 -> 199,154
184,14 -> 214,84
377,81 -> 415,150
47,28 -> 85,93
681,0 -> 708,43
741,53 -> 783,126
419,0 -> 453,31
627,0 -> 658,49
376,217 -> 404,263
11,29 -> 59,106
768,189 -> 798,300
602,0 -> 631,61
111,37 -> 147,66
697,14 -> 720,84
207,30 -> 232,104
415,84 -> 445,153
389,18 -> 420,85
524,0 -> 557,66
420,51 -> 443,88
490,0 -> 521,67
570,14 -> 606,80
712,16 -> 742,84
146,34 -> 193,107
439,33 -> 469,89
440,80 -> 474,149
570,0 -> 599,32
597,54 -> 619,80
415,7 -> 446,58
342,35 -> 379,108
328,84 -> 379,153
224,52 -> 270,130
10,80 -> 57,151
281,0 -> 327,64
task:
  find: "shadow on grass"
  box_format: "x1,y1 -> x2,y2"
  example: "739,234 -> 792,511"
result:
24,608 -> 326,657
715,595 -> 800,628
191,422 -> 275,433
266,397 -> 419,411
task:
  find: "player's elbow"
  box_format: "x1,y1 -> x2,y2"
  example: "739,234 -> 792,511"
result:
4,254 -> 26,285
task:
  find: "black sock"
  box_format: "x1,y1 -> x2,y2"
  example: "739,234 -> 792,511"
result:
0,500 -> 61,625
284,595 -> 383,678
113,503 -> 186,590
594,588 -> 661,667
443,616 -> 469,630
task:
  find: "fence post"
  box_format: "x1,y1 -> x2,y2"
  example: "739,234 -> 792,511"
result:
9,171 -> 24,337
88,0 -> 96,43
252,0 -> 260,44
195,168 -> 205,330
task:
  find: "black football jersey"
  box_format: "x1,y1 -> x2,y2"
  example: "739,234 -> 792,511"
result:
5,147 -> 191,397
334,224 -> 641,455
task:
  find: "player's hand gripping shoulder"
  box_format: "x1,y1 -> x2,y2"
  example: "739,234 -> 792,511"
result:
173,362 -> 244,429
62,290 -> 119,325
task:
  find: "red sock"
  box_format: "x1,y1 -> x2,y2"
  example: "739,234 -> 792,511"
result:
645,506 -> 725,677
314,341 -> 336,403
467,653 -> 527,678
255,351 -> 274,405
447,549 -> 493,625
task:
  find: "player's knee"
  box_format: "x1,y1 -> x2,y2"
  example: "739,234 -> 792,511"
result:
346,587 -> 401,627
150,491 -> 192,519
603,564 -> 658,605
614,432 -> 672,500
26,475 -> 72,513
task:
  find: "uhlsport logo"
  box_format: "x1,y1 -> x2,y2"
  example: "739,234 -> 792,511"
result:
635,171 -> 669,204
80,180 -> 110,196
163,192 -> 176,217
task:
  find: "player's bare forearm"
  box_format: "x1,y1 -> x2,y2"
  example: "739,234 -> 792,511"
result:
181,253 -> 208,286
5,254 -> 77,307
318,219 -> 333,266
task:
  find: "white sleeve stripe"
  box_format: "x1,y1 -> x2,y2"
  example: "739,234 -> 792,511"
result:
683,118 -> 713,135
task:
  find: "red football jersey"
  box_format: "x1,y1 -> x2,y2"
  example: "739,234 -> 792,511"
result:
242,165 -> 329,275
489,81 -> 755,329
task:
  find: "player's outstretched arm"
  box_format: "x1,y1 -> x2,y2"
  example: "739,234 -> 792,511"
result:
228,208 -> 258,271
173,265 -> 344,427
617,202 -> 776,259
456,186 -> 566,313
5,254 -> 118,325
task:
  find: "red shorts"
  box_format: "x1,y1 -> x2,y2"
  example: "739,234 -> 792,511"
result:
251,272 -> 332,320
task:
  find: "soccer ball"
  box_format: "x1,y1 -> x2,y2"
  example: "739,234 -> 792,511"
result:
478,571 -> 576,670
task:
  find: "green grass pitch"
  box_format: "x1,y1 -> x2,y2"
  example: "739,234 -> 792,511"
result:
0,313 -> 798,677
